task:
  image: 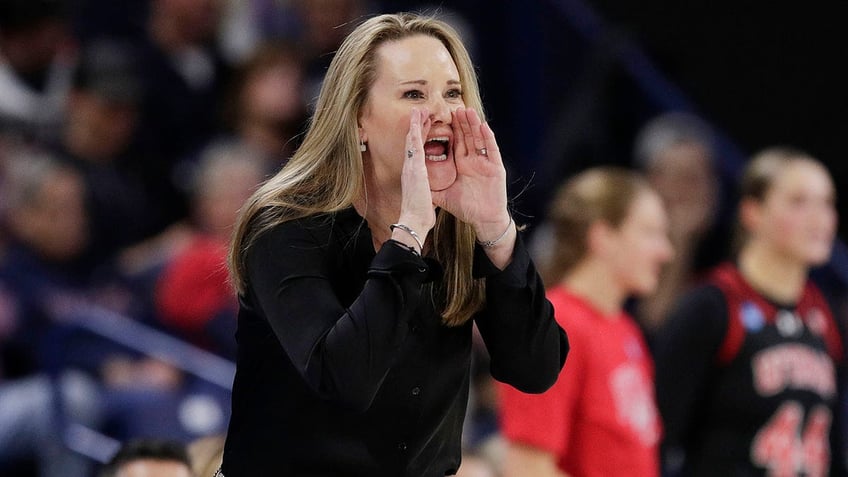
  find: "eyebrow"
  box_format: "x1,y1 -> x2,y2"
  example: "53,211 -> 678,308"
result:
398,79 -> 462,86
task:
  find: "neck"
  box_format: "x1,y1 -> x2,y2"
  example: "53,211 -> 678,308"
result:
738,241 -> 808,304
561,259 -> 626,317
353,177 -> 401,250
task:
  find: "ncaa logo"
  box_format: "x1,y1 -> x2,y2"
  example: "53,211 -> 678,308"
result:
741,301 -> 765,332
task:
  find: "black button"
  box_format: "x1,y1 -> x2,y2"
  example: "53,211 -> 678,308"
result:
398,442 -> 407,451
411,386 -> 421,396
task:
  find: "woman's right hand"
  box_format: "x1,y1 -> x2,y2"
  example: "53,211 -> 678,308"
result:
395,108 -> 436,248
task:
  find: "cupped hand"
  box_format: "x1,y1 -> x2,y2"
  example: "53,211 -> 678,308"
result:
398,107 -> 437,237
432,107 -> 510,233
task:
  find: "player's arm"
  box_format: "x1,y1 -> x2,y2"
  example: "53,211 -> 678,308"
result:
501,442 -> 568,477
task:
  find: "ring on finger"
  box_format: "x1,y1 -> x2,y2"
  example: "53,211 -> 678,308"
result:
476,147 -> 488,156
407,149 -> 414,158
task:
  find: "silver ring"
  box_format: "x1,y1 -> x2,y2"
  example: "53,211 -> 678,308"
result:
407,149 -> 414,158
476,147 -> 487,156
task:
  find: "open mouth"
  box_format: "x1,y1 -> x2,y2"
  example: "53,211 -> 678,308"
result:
424,136 -> 450,162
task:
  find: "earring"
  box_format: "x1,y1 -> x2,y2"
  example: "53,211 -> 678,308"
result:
360,141 -> 367,152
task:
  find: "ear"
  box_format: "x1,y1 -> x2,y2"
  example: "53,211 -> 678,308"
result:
739,197 -> 762,233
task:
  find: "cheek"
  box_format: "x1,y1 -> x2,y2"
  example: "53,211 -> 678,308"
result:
768,210 -> 806,245
629,238 -> 666,282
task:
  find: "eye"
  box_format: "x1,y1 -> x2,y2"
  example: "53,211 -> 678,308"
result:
402,90 -> 424,100
446,88 -> 462,99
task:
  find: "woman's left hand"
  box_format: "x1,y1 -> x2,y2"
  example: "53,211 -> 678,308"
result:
432,107 -> 512,239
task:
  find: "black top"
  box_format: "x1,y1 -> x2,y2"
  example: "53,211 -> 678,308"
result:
221,207 -> 568,476
654,264 -> 845,477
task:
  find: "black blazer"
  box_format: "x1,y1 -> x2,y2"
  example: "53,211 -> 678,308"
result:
221,207 -> 567,476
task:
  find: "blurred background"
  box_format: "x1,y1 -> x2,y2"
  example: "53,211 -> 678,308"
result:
0,0 -> 843,476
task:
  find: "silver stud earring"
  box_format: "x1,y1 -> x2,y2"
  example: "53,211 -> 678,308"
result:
360,141 -> 367,152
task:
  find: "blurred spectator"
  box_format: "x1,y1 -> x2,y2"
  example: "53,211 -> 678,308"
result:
215,0 -> 371,110
0,147 -> 231,456
291,0 -> 369,101
0,0 -> 75,146
0,151 -> 101,477
0,371 -> 101,477
56,40 -> 173,263
153,140 -> 266,358
292,0 -> 366,59
99,438 -> 192,477
132,0 -> 234,225
632,111 -> 730,333
0,151 -> 91,377
499,167 -> 671,477
217,0 -> 372,117
226,41 -> 308,169
217,0 -> 299,65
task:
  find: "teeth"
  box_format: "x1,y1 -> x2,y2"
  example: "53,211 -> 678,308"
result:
426,137 -> 449,144
426,154 -> 448,162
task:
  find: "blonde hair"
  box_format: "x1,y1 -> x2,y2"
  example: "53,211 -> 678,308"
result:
734,146 -> 827,252
542,167 -> 651,286
229,13 -> 486,326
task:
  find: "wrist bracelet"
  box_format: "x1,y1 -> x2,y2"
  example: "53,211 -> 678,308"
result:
389,223 -> 424,253
386,239 -> 420,256
476,216 -> 514,248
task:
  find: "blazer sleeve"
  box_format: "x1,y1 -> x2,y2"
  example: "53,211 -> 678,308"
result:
473,233 -> 569,393
245,217 -> 430,412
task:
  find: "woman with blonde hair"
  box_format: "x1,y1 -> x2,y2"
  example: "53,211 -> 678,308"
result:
499,167 -> 673,477
655,147 -> 845,476
219,13 -> 567,476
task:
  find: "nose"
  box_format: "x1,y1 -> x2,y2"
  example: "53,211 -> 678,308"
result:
428,96 -> 452,124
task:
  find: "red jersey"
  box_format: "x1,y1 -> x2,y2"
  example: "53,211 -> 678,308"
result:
498,286 -> 661,477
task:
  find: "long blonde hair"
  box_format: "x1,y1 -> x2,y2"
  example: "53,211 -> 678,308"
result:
228,13 -> 486,326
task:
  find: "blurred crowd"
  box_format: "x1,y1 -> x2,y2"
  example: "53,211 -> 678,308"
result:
0,0 -> 367,475
0,1 -> 845,477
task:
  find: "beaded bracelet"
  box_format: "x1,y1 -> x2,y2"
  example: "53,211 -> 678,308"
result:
476,216 -> 514,248
389,223 -> 424,253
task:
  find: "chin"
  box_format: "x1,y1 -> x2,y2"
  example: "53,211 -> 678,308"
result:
805,250 -> 833,267
632,276 -> 660,297
796,241 -> 834,267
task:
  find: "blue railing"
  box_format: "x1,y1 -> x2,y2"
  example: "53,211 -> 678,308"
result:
66,306 -> 235,390
48,304 -> 235,463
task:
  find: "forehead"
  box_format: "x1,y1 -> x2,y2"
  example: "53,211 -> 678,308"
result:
623,190 -> 666,225
373,34 -> 458,80
653,142 -> 712,172
768,160 -> 834,197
